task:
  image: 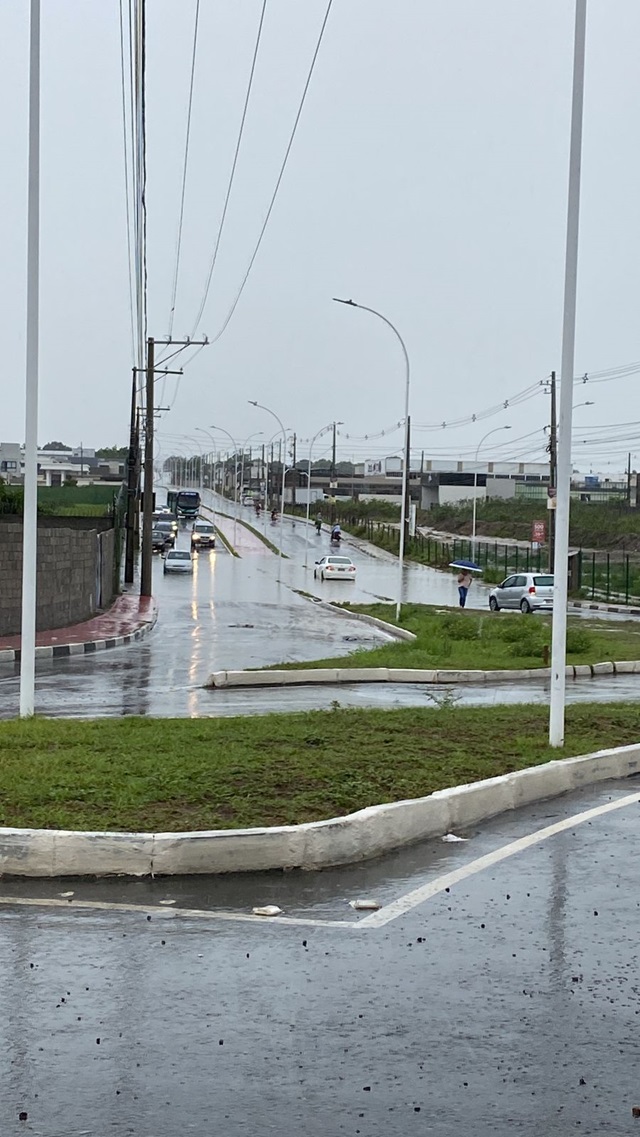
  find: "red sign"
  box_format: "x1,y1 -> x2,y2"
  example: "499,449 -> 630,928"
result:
532,520 -> 546,544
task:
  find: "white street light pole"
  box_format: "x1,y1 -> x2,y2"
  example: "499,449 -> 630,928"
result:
334,298 -> 410,620
471,426 -> 511,548
20,0 -> 41,718
240,430 -> 263,505
208,424 -> 240,505
304,423 -> 335,568
550,0 -> 587,748
249,401 -> 287,569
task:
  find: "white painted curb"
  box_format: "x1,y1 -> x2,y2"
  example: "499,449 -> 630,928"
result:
205,659 -> 640,688
1,743 -> 639,877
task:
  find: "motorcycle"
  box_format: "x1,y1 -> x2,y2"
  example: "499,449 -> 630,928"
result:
330,530 -> 341,545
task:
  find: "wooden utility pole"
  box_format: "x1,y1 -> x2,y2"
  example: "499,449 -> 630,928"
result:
548,370 -> 557,573
140,336 -> 155,597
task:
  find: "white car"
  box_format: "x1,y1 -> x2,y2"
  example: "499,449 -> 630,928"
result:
314,555 -> 357,581
163,549 -> 194,575
489,572 -> 554,614
191,520 -> 216,549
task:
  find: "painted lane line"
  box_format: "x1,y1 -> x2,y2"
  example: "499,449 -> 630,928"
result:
0,894 -> 357,930
359,789 -> 640,928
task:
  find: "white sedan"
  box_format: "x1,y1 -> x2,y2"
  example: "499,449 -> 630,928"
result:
163,549 -> 194,575
313,555 -> 357,581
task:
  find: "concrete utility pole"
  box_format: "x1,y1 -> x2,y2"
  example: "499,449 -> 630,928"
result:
140,336 -> 155,598
549,0 -> 587,748
291,432 -> 297,508
403,414 -> 411,545
19,0 -> 41,718
125,368 -> 139,583
548,370 -> 557,573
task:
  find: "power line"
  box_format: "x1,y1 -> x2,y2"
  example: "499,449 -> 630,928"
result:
189,0 -> 268,338
166,0 -> 201,343
196,0 -> 335,344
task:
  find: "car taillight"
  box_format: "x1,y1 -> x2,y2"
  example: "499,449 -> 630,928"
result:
529,586 -> 536,593
348,566 -> 355,571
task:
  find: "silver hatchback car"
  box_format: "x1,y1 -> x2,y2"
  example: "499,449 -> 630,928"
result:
489,572 -> 554,614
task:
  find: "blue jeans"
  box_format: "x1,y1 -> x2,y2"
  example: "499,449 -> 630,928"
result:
458,585 -> 468,608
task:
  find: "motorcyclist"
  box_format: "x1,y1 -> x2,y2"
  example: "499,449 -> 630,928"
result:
271,508 -> 278,523
330,523 -> 341,543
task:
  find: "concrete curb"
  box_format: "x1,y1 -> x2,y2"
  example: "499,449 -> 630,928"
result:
0,607 -> 158,665
319,601 -> 416,642
205,658 -> 640,688
1,742 -> 639,877
569,600 -> 640,616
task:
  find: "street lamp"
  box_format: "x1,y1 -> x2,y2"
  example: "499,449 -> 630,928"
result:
240,430 -> 263,504
334,298 -> 410,620
248,401 -> 287,567
303,422 -> 339,569
471,426 -> 512,547
209,424 -> 240,504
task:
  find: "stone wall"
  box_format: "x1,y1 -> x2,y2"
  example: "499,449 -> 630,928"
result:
0,520 -> 117,636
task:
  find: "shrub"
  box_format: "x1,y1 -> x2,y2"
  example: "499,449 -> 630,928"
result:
566,627 -> 593,654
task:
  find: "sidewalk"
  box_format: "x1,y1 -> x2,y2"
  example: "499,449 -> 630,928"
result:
0,592 -> 158,663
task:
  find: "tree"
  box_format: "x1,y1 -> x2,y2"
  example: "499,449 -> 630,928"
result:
42,441 -> 71,451
96,446 -> 128,459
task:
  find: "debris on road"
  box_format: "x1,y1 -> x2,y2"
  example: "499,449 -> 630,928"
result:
442,833 -> 468,842
349,899 -> 381,911
252,905 -> 283,917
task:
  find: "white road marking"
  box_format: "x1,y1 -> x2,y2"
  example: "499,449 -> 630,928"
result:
358,789 -> 640,928
0,791 -> 637,932
0,894 -> 357,929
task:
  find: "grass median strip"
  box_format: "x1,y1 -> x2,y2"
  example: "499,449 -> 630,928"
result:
0,704 -> 639,832
274,603 -> 640,672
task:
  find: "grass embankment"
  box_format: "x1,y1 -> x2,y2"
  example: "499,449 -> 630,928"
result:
427,499 -> 640,551
278,603 -> 640,672
0,705 -> 639,832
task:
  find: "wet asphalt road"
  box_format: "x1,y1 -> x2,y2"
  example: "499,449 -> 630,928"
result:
0,486 -> 638,718
1,777 -> 639,1135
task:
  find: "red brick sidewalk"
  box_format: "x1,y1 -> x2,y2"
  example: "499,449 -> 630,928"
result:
0,592 -> 158,662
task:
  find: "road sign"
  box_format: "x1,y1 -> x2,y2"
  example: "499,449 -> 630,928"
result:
532,520 -> 546,543
547,486 -> 557,511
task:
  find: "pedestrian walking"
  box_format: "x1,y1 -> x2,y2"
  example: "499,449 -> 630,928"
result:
457,569 -> 473,608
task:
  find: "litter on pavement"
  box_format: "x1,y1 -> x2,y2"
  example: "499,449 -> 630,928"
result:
442,833 -> 469,842
349,899 -> 381,911
252,905 -> 284,917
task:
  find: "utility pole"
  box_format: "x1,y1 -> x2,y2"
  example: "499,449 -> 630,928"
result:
330,421 -> 337,523
291,432 -> 297,508
124,368 -> 138,583
403,414 -> 411,544
548,370 -> 557,573
140,336 -> 155,598
627,452 -> 632,507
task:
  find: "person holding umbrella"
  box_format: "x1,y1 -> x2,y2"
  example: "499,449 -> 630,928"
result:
449,558 -> 481,609
457,568 -> 473,608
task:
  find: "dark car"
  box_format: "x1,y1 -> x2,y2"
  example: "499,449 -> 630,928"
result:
152,526 -> 174,553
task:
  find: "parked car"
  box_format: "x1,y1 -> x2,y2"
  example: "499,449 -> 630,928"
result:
152,527 -> 173,554
163,549 -> 194,575
313,555 -> 357,581
191,520 -> 216,549
489,572 -> 554,614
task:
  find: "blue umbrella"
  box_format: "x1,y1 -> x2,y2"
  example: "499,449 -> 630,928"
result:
449,559 -> 482,573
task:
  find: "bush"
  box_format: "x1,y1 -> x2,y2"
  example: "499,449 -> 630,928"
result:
440,613 -> 479,641
566,627 -> 593,654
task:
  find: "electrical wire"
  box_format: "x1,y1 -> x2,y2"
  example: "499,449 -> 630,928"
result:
118,0 -> 136,366
196,0 -> 335,344
189,0 -> 268,338
166,0 -> 201,342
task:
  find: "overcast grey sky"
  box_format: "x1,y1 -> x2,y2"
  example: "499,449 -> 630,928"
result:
2,1 -> 639,474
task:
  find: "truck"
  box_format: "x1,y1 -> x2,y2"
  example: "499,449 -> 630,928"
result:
166,489 -> 201,518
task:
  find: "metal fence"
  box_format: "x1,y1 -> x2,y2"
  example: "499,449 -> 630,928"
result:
350,518 -> 640,607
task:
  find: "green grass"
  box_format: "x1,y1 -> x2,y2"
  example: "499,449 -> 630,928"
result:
0,705 -> 639,832
48,504 -> 110,517
275,603 -> 640,672
426,498 -> 640,551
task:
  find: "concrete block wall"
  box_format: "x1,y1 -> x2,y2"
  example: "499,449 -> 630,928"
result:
0,522 -> 117,635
